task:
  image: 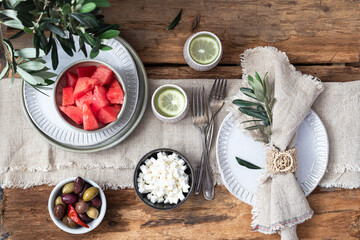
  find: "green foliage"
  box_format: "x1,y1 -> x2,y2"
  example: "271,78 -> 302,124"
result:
235,157 -> 262,170
0,0 -> 120,91
233,72 -> 275,144
167,9 -> 182,30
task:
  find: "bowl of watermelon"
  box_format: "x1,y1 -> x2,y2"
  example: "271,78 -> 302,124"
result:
53,60 -> 127,131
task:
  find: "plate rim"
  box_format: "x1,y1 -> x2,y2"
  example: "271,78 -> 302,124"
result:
216,109 -> 329,205
21,36 -> 148,153
23,37 -> 139,146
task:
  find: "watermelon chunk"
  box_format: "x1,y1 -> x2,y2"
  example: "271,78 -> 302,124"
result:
76,66 -> 97,77
60,106 -> 83,125
66,72 -> 78,87
95,105 -> 122,124
75,91 -> 93,108
62,87 -> 75,106
73,77 -> 98,99
92,85 -> 110,112
91,65 -> 114,85
106,80 -> 124,104
83,103 -> 99,130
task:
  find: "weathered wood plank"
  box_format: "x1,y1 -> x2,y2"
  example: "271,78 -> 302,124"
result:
5,0 -> 360,65
1,186 -> 359,239
145,65 -> 360,81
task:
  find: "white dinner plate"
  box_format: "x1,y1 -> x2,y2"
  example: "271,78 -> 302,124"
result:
216,110 -> 329,205
23,37 -> 139,147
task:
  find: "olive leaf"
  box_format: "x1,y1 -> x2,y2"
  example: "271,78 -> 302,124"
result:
3,19 -> 23,29
17,67 -> 38,85
100,30 -> 120,39
18,61 -> 45,71
0,61 -> 9,79
79,2 -> 97,13
0,9 -> 19,20
15,48 -> 45,58
235,157 -> 262,170
51,39 -> 59,70
46,23 -> 67,38
100,44 -> 112,51
91,0 -> 111,7
8,29 -> 25,40
167,9 -> 182,30
232,99 -> 261,107
240,87 -> 257,100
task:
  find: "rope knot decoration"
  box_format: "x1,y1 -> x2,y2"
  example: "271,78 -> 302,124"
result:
266,148 -> 298,174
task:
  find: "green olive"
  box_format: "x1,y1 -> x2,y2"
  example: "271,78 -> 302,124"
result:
62,182 -> 74,194
82,187 -> 99,202
55,196 -> 65,206
86,207 -> 99,219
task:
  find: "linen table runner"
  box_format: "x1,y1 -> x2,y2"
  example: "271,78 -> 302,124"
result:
1,78 -> 359,191
0,79 -> 237,188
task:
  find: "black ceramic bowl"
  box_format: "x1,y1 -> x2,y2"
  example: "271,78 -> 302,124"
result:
133,148 -> 194,210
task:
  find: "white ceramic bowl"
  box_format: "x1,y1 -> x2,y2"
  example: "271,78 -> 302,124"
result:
53,59 -> 127,132
48,177 -> 107,234
183,31 -> 223,71
151,84 -> 189,123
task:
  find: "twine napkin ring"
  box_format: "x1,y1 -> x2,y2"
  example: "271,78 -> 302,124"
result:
266,148 -> 298,174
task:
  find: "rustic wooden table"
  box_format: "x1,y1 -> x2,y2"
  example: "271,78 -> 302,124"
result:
1,0 -> 360,239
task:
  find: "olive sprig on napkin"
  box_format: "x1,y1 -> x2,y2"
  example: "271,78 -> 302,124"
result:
233,72 -> 275,144
232,72 -> 275,170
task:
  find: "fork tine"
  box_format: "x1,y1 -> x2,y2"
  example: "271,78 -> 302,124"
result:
197,87 -> 200,117
192,87 -> 196,116
202,86 -> 207,116
200,86 -> 204,116
209,78 -> 218,99
221,79 -> 227,99
216,79 -> 224,98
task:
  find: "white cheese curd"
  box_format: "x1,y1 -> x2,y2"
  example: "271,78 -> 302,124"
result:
137,152 -> 190,204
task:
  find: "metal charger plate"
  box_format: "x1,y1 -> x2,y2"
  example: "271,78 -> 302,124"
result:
23,37 -> 139,147
216,110 -> 329,205
21,37 -> 148,153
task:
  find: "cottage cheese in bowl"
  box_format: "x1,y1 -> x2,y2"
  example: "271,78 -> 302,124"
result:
137,152 -> 190,204
134,149 -> 194,210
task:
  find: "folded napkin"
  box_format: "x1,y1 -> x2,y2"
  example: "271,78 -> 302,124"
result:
229,46 -> 323,239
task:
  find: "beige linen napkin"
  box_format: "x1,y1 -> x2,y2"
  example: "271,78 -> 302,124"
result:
229,46 -> 323,239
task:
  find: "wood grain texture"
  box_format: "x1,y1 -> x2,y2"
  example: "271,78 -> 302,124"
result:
1,186 -> 359,240
1,0 -> 360,239
4,0 -> 360,65
145,65 -> 360,81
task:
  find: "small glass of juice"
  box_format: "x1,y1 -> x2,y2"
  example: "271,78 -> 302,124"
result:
183,31 -> 223,71
151,84 -> 188,123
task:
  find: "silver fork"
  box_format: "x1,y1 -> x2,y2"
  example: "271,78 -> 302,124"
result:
195,78 -> 227,197
192,87 -> 213,200
207,78 -> 227,147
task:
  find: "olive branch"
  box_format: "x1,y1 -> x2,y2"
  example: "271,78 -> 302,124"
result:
0,0 -> 120,93
232,72 -> 276,169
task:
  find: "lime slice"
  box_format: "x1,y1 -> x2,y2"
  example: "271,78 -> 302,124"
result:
156,89 -> 185,117
189,36 -> 220,65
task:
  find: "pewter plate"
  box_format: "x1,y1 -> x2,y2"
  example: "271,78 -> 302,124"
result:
216,110 -> 329,205
21,37 -> 148,153
23,37 -> 139,147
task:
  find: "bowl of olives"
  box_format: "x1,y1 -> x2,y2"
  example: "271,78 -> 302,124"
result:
48,177 -> 106,234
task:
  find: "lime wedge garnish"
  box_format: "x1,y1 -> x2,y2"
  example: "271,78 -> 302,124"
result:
156,89 -> 185,117
189,36 -> 220,65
